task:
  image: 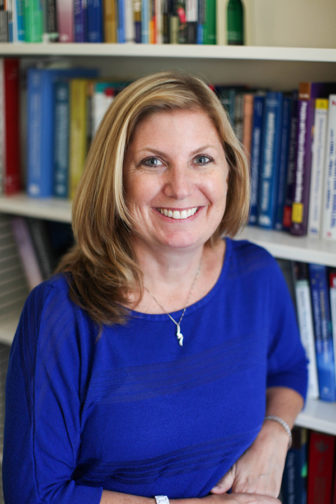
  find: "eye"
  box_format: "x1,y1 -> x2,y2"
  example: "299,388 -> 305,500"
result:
193,154 -> 213,166
141,157 -> 164,168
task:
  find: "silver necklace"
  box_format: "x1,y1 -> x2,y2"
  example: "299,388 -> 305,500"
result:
145,261 -> 201,347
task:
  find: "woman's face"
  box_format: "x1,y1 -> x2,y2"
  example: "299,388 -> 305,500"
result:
123,108 -> 230,255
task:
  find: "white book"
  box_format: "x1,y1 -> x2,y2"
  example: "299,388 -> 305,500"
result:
216,0 -> 226,45
329,272 -> 336,383
295,278 -> 319,399
322,94 -> 336,241
308,99 -> 329,238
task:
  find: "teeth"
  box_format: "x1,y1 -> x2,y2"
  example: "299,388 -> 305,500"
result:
159,207 -> 198,219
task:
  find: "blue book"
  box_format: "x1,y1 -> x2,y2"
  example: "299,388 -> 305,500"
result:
26,67 -> 98,198
309,263 -> 336,402
281,428 -> 308,504
140,0 -> 148,43
249,93 -> 265,225
274,94 -> 293,230
257,91 -> 283,229
12,0 -> 25,41
74,0 -> 88,42
87,0 -> 103,42
53,80 -> 70,198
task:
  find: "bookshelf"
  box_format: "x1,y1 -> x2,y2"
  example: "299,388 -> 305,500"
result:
0,41 -> 336,445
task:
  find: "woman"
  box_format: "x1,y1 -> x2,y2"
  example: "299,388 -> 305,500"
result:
3,72 -> 307,504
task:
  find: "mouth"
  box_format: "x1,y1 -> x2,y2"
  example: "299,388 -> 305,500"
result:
157,207 -> 199,220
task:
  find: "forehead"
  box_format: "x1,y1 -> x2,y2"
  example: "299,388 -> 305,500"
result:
129,108 -> 222,146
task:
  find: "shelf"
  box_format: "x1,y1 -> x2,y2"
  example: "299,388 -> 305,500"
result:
239,227 -> 336,267
0,194 -> 71,223
296,398 -> 336,435
1,43 -> 336,62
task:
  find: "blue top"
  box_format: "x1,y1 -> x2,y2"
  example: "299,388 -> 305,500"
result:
3,239 -> 308,504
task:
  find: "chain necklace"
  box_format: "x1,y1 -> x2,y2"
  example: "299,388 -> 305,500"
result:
145,261 -> 201,347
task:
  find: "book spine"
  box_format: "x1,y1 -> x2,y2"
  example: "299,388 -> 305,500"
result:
74,0 -> 87,42
257,91 -> 283,229
202,0 -> 216,44
3,58 -> 21,195
249,94 -> 265,225
242,92 -> 253,157
329,270 -> 336,385
24,0 -> 43,42
87,0 -> 103,42
133,0 -> 141,42
118,0 -> 126,42
293,262 -> 319,399
196,0 -> 204,43
281,427 -> 308,504
12,0 -> 25,41
177,0 -> 187,43
69,79 -> 89,199
282,93 -> 299,230
26,218 -> 55,280
307,431 -> 335,504
309,263 -> 336,402
322,95 -> 336,241
10,216 -> 43,290
308,99 -> 329,238
104,0 -> 117,42
26,68 -> 43,197
42,0 -> 58,42
53,80 -> 70,199
125,0 -> 135,42
56,0 -> 74,42
0,9 -> 9,42
274,95 -> 292,230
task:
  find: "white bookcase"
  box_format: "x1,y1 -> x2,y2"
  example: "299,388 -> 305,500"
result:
0,40 -> 336,440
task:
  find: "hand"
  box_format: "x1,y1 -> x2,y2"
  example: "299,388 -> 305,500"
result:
210,420 -> 289,498
203,491 -> 281,504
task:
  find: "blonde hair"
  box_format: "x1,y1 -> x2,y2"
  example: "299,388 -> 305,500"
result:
57,71 -> 250,325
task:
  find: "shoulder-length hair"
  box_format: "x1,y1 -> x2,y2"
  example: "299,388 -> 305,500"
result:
57,71 -> 250,325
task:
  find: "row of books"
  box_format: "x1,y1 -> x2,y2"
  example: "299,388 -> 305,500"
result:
278,259 -> 336,403
1,0 -> 224,45
2,59 -> 336,241
281,427 -> 336,504
217,82 -> 336,241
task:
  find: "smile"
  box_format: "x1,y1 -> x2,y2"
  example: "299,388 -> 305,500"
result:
158,207 -> 199,219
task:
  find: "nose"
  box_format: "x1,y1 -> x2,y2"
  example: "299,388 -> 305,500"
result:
163,165 -> 193,200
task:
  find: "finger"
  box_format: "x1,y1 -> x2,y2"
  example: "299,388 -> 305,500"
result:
211,465 -> 236,494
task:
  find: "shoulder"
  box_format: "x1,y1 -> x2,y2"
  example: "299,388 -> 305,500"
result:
227,238 -> 279,274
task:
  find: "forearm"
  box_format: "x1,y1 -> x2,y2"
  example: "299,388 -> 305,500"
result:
100,491 -> 280,504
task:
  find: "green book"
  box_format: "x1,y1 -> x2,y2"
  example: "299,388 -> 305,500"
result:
203,0 -> 216,44
24,0 -> 43,42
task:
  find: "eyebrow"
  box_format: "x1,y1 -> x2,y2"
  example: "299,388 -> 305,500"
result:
136,145 -> 219,156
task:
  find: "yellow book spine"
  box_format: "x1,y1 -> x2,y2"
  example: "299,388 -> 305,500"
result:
69,79 -> 89,200
103,0 -> 117,43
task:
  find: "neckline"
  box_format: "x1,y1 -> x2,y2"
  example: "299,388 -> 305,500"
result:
129,237 -> 233,320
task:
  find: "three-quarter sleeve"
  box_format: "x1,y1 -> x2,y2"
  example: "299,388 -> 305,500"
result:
3,281 -> 103,504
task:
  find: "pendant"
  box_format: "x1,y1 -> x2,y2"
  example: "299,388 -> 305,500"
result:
176,324 -> 183,346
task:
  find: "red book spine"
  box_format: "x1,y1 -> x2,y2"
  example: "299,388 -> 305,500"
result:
307,431 -> 335,504
3,58 -> 21,195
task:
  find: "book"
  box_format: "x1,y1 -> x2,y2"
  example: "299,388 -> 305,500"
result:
87,0 -> 104,42
329,268 -> 336,387
11,0 -> 25,41
249,93 -> 265,225
309,263 -> 336,402
118,0 -> 126,42
322,95 -> 336,241
281,427 -> 308,504
26,218 -> 57,280
293,261 -> 319,399
133,0 -> 141,42
282,92 -> 299,230
69,78 -> 92,199
91,81 -> 117,135
274,94 -> 294,230
26,66 -> 98,198
0,58 -> 21,196
103,0 -> 117,42
177,0 -> 187,43
242,92 -> 254,157
56,0 -> 74,42
53,79 -> 70,198
125,0 -> 135,42
257,91 -> 283,229
10,216 -> 43,290
290,82 -> 336,236
308,98 -> 329,238
42,0 -> 58,42
307,431 -> 335,504
74,0 -> 87,42
215,0 -> 225,44
24,0 -> 43,42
